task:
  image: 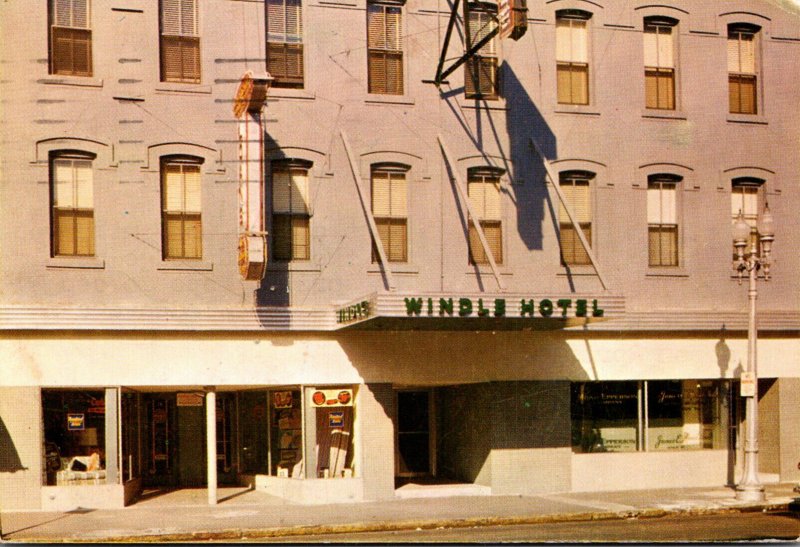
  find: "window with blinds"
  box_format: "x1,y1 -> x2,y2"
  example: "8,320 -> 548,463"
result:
558,171 -> 593,266
728,24 -> 759,114
644,17 -> 677,110
51,154 -> 95,257
49,0 -> 92,76
160,0 -> 201,83
465,3 -> 499,100
272,161 -> 311,261
267,0 -> 304,88
161,158 -> 203,260
467,169 -> 503,265
731,177 -> 764,256
647,175 -> 680,267
556,11 -> 590,105
367,3 -> 404,95
371,166 -> 408,263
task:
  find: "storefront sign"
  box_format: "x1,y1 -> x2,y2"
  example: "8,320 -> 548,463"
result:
402,297 -> 604,318
336,300 -> 373,325
311,389 -> 353,407
329,411 -> 345,428
87,398 -> 105,414
67,413 -> 85,431
177,393 -> 204,407
740,372 -> 756,397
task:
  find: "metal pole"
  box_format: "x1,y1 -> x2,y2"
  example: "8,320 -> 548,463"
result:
736,257 -> 765,501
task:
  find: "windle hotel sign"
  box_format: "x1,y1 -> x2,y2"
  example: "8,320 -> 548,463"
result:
336,295 -> 606,325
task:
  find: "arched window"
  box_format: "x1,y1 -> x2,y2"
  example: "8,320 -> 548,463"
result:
556,9 -> 592,105
643,16 -> 678,111
465,2 -> 499,100
647,174 -> 682,266
271,159 -> 312,261
161,155 -> 204,260
51,151 -> 96,257
728,23 -> 761,115
558,170 -> 593,266
467,166 -> 504,265
371,163 -> 409,263
367,1 -> 404,95
731,177 -> 765,252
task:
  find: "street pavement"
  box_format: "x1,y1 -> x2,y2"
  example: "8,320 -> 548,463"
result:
1,482 -> 798,542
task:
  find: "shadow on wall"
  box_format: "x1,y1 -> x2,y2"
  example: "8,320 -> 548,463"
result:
0,417 -> 25,473
503,63 -> 558,253
256,133 -> 289,309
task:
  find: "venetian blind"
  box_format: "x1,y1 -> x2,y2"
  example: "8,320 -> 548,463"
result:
559,179 -> 591,223
268,0 -> 303,42
371,171 -> 407,218
162,0 -> 198,36
468,9 -> 497,56
647,183 -> 677,224
468,178 -> 501,221
643,25 -> 673,68
728,32 -> 755,74
556,17 -> 587,63
53,0 -> 89,28
54,158 -> 93,208
273,168 -> 309,214
163,163 -> 201,213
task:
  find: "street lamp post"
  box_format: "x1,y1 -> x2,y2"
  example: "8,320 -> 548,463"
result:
731,203 -> 775,502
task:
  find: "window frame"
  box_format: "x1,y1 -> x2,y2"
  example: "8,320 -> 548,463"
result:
556,9 -> 592,106
271,159 -> 313,262
466,166 -> 504,266
159,0 -> 201,84
266,0 -> 305,88
371,163 -> 409,263
646,174 -> 681,267
48,0 -> 93,77
727,23 -> 760,115
731,176 -> 765,255
643,16 -> 678,111
367,2 -> 404,96
161,155 -> 204,261
464,2 -> 499,100
558,170 -> 594,267
50,151 -> 96,258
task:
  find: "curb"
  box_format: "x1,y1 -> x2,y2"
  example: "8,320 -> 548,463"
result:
9,501 -> 792,543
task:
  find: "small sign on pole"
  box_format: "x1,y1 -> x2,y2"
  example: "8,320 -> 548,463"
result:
740,371 -> 756,397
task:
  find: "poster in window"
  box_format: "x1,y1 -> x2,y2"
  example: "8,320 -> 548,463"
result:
273,391 -> 294,409
67,413 -> 85,431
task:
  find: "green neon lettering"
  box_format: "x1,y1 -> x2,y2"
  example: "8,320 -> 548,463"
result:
520,299 -> 534,317
557,299 -> 572,317
439,298 -> 453,316
404,298 -> 423,316
494,299 -> 506,317
539,299 -> 553,317
576,299 -> 588,317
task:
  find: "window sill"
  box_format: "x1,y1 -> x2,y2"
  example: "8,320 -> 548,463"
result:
267,263 -> 322,272
267,89 -> 315,101
46,257 -> 106,269
727,113 -> 768,125
158,261 -> 214,271
39,76 -> 104,88
646,268 -> 689,278
641,109 -> 687,120
459,99 -> 508,111
155,83 -> 212,94
368,264 -> 419,274
365,96 -> 415,106
554,104 -> 600,116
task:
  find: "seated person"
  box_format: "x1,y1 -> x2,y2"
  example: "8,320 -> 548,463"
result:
86,447 -> 104,471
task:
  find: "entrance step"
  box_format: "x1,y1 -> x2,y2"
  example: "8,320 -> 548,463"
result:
395,482 -> 491,499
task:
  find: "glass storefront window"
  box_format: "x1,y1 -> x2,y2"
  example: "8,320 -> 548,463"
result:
43,389 -> 106,486
571,382 -> 639,453
312,387 -> 355,478
270,389 -> 303,477
571,380 -> 726,454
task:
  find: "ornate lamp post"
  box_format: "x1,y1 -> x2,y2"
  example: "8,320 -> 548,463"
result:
731,203 -> 775,502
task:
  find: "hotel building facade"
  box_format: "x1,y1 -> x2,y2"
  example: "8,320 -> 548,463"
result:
0,0 -> 798,511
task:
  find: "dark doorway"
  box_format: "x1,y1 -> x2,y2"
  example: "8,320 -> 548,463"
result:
396,390 -> 433,477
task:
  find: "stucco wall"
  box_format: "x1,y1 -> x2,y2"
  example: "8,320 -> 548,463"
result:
0,387 -> 43,510
778,378 -> 800,482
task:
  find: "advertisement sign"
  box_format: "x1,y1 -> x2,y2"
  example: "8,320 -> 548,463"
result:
273,391 -> 294,409
740,372 -> 756,397
67,413 -> 85,431
311,389 -> 353,407
177,393 -> 204,407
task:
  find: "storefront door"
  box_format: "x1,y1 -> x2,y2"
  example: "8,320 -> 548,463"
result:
395,390 -> 434,477
143,394 -> 178,487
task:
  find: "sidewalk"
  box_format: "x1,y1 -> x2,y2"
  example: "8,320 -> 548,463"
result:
2,482 -> 798,543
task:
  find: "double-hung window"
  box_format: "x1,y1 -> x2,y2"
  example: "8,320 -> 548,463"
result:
556,10 -> 590,105
51,153 -> 95,257
267,0 -> 304,88
647,175 -> 680,267
367,2 -> 404,95
162,158 -> 203,260
465,2 -> 499,100
272,160 -> 311,261
160,0 -> 201,83
49,0 -> 92,76
644,17 -> 677,110
467,168 -> 503,265
728,24 -> 759,115
558,171 -> 593,266
731,177 -> 764,254
371,166 -> 408,262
